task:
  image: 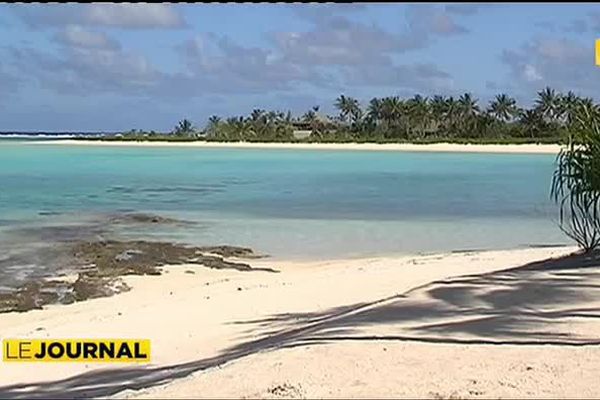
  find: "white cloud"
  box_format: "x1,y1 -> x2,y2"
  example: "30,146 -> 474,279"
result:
8,32 -> 162,96
180,34 -> 330,93
54,25 -> 120,50
537,37 -> 584,62
85,4 -> 185,29
406,4 -> 469,36
270,17 -> 422,67
524,64 -> 542,82
501,36 -> 599,100
269,5 -> 469,68
10,3 -> 186,29
5,4 -> 461,101
444,3 -> 497,15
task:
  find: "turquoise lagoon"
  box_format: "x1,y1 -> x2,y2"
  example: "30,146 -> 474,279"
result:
0,140 -> 568,287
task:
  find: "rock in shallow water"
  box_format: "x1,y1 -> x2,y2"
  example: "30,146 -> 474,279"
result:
106,212 -> 191,225
114,249 -> 144,262
196,245 -> 259,258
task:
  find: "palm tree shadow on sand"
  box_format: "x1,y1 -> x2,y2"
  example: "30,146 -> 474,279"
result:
2,250 -> 600,399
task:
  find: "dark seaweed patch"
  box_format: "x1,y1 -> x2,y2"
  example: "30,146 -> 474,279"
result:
0,240 -> 273,313
0,212 -> 271,313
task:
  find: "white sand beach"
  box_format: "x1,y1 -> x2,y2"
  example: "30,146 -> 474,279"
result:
2,245 -> 600,399
36,139 -> 563,155
5,3 -> 599,400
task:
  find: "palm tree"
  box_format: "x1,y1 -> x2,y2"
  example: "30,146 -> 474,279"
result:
174,119 -> 195,136
334,95 -> 361,124
302,109 -> 316,123
535,86 -> 560,123
518,109 -> 544,138
488,94 -> 519,122
250,109 -> 266,123
407,94 -> 430,138
301,107 -> 325,139
457,93 -> 480,117
206,115 -> 221,137
367,98 -> 383,125
456,93 -> 480,134
350,103 -> 363,125
429,95 -> 447,118
551,103 -> 600,251
477,112 -> 498,137
580,97 -> 596,109
557,91 -> 581,128
208,115 -> 221,125
443,96 -> 461,135
235,116 -> 253,140
334,95 -> 349,122
380,96 -> 403,127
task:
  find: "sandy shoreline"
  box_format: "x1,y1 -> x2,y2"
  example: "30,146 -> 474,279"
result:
33,139 -> 563,154
3,245 -> 600,399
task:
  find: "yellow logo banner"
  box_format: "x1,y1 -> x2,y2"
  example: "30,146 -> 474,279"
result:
2,339 -> 151,362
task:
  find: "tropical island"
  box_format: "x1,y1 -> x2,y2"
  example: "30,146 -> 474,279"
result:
79,87 -> 588,145
5,1 -> 600,398
2,87 -> 600,398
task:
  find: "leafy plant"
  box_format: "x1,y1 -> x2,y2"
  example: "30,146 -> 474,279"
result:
551,103 -> 600,252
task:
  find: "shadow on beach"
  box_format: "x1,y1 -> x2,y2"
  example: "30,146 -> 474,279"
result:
2,250 -> 600,399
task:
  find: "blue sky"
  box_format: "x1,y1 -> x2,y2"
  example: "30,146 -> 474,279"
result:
0,3 -> 598,131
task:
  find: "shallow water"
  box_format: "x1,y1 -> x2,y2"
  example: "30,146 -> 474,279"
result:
0,140 -> 569,286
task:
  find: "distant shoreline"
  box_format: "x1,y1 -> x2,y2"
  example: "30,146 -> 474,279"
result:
34,139 -> 562,154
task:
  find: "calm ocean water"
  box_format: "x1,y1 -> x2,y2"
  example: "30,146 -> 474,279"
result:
0,140 -> 568,286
